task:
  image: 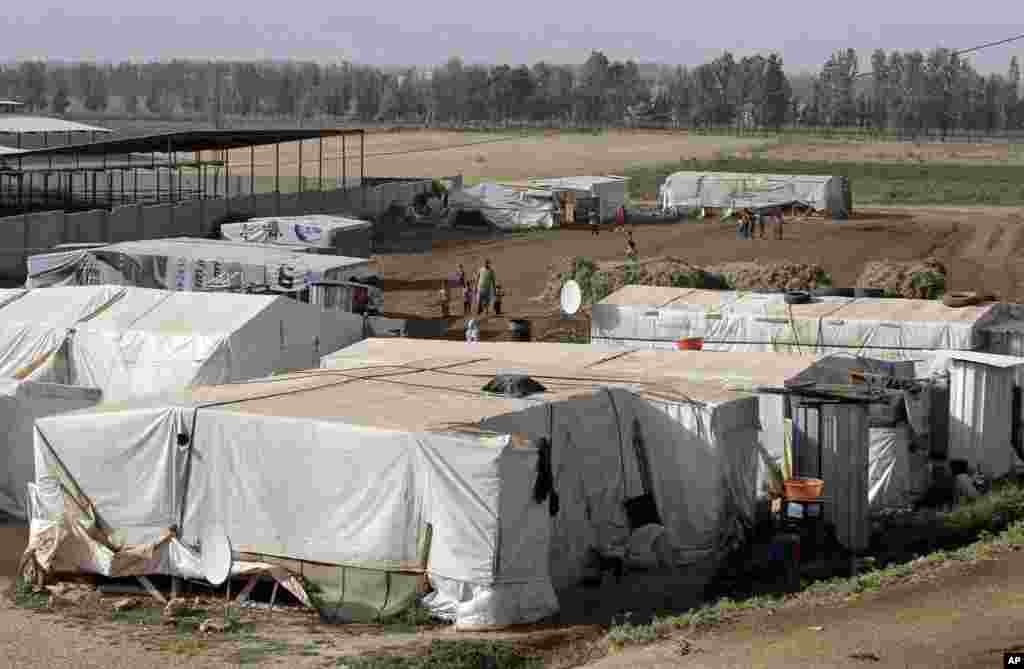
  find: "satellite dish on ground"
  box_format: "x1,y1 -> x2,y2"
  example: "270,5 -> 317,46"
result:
200,523 -> 233,587
560,280 -> 582,316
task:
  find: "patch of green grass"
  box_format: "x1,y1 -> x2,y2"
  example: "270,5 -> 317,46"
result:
12,578 -> 50,610
379,602 -> 436,634
335,639 -> 542,669
624,157 -> 1024,206
606,596 -> 783,650
111,605 -> 164,626
944,480 -> 1024,534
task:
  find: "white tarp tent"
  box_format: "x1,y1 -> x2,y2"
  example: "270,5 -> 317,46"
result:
448,183 -> 557,230
0,379 -> 101,517
592,286 -> 1010,368
0,286 -> 369,398
26,238 -> 373,293
221,215 -> 373,257
26,339 -> 775,627
657,172 -> 850,218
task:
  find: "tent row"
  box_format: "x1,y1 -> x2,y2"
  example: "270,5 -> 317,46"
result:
0,285 -> 371,517
23,339 -> 820,627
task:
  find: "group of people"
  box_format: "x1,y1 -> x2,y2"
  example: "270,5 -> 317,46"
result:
441,260 -> 503,320
737,207 -> 785,240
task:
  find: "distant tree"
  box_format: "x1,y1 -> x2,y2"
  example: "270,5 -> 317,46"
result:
18,61 -> 48,111
1007,56 -> 1021,129
761,54 -> 791,130
51,85 -> 70,115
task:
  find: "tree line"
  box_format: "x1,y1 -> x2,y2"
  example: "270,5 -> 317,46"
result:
1,48 -> 1021,135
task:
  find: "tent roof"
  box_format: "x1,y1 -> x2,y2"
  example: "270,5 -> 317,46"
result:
530,176 -> 629,191
245,214 -> 372,232
80,339 -> 813,433
0,116 -> 111,135
599,286 -> 1001,324
98,238 -> 372,274
0,145 -> 25,156
943,351 -> 1024,369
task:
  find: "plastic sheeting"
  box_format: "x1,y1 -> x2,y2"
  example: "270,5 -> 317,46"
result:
0,379 -> 101,517
658,172 -> 849,216
869,425 -> 916,511
448,183 -> 557,230
26,238 -> 372,292
221,215 -> 372,251
0,286 -> 369,401
529,176 -> 629,221
592,287 -> 1005,360
948,357 -> 1018,478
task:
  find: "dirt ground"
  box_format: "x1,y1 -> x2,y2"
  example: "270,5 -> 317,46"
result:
374,205 -> 1024,343
738,139 -> 1019,163
589,549 -> 1024,669
225,130 -> 769,180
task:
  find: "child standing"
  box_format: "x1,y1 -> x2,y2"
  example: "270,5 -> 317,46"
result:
494,284 -> 504,316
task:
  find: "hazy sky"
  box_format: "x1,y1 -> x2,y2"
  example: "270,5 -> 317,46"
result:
5,4 -> 1022,74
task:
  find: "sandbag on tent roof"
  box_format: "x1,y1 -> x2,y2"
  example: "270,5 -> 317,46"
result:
448,182 -> 557,230
0,379 -> 100,517
25,237 -> 373,291
592,286 -> 1009,363
221,214 -> 373,257
28,340 -> 775,627
658,171 -> 851,217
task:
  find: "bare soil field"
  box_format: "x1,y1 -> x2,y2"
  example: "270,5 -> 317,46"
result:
739,139 -> 1020,163
224,130 -> 771,180
374,205 -> 1024,343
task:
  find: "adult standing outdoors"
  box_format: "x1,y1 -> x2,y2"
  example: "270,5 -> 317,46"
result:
477,259 -> 497,315
773,206 -> 785,240
589,208 -> 600,236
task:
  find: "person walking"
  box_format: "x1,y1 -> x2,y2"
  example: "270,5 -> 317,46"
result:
737,210 -> 749,239
625,230 -> 638,262
477,259 -> 496,315
465,273 -> 476,316
615,204 -> 626,232
755,209 -> 766,239
438,280 -> 450,318
494,284 -> 504,316
589,208 -> 600,236
774,207 -> 785,240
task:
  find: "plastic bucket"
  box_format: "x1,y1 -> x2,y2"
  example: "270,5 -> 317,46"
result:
676,337 -> 704,351
783,477 -> 824,499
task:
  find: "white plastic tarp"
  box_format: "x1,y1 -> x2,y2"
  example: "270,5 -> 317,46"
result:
221,215 -> 372,249
0,379 -> 101,517
31,391 -> 557,627
449,183 -> 556,230
0,287 -> 368,402
658,172 -> 840,212
592,288 -> 1004,360
869,425 -> 915,511
26,238 -> 373,292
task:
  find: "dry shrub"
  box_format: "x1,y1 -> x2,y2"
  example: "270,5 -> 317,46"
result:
857,257 -> 947,299
709,261 -> 833,291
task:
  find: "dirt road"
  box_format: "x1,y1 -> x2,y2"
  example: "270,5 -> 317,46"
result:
587,551 -> 1024,669
376,205 -> 1024,342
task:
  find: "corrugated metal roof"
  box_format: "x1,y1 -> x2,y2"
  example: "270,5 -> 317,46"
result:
0,145 -> 25,155
0,116 -> 112,134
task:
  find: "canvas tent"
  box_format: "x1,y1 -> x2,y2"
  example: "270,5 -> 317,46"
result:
657,172 -> 851,219
221,214 -> 373,257
25,339 -> 808,626
592,286 -> 1013,368
0,379 -> 101,517
447,182 -> 557,230
25,238 -> 374,294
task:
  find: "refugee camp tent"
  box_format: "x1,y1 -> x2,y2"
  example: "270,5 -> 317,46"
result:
592,286 -> 1012,368
25,238 -> 374,293
0,286 -> 368,399
27,339 -> 784,627
221,214 -> 373,257
447,183 -> 557,230
0,379 -> 101,517
0,286 -> 368,517
529,176 -> 629,221
657,172 -> 851,218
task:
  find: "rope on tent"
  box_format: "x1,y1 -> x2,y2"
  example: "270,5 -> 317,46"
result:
604,388 -> 629,501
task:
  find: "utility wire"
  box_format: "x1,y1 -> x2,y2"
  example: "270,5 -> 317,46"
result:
851,31 -> 1024,78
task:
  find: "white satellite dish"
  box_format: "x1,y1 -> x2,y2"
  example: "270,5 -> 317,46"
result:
200,523 -> 233,587
560,280 -> 582,316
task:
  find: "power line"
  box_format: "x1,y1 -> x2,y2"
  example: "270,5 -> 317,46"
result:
851,31 -> 1024,79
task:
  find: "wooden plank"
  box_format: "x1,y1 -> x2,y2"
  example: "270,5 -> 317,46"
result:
137,576 -> 166,604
